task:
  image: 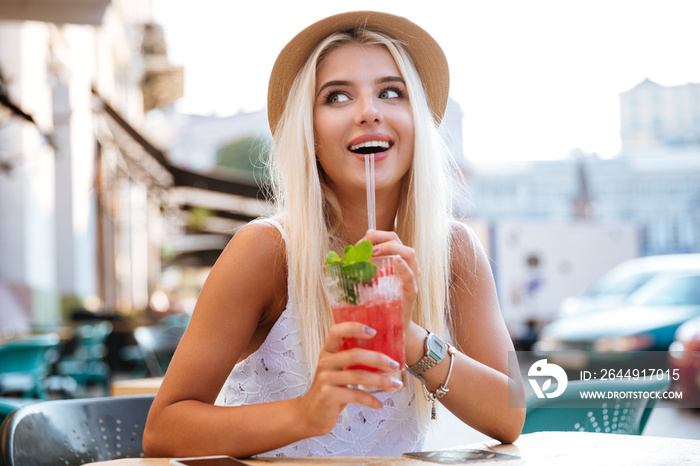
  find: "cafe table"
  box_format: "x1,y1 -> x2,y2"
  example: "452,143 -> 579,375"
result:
87,431 -> 700,465
111,377 -> 164,396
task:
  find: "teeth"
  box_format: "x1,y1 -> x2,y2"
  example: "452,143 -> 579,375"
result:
349,140 -> 390,152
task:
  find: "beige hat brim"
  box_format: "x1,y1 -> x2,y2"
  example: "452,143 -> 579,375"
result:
267,10 -> 449,135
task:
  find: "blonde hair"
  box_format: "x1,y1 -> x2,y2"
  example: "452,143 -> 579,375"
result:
267,28 -> 459,413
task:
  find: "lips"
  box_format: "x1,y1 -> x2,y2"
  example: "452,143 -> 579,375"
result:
347,134 -> 394,156
348,140 -> 391,154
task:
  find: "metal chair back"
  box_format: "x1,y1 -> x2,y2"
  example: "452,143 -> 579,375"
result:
0,394 -> 154,466
522,377 -> 670,435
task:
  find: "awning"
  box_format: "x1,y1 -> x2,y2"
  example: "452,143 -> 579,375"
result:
0,0 -> 110,25
93,90 -> 273,237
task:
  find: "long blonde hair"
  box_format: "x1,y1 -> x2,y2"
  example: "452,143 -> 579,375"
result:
267,28 -> 458,404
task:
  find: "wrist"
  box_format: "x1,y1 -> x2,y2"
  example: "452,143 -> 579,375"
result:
405,322 -> 427,367
406,328 -> 448,379
291,397 -> 329,439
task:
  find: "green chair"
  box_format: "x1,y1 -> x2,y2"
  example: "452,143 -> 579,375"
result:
522,377 -> 670,435
0,398 -> 36,428
0,333 -> 60,399
53,321 -> 113,396
0,394 -> 154,466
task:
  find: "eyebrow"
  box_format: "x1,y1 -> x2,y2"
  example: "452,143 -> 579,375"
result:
317,76 -> 406,96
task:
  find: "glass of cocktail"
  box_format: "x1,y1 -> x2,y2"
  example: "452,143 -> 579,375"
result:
324,254 -> 405,392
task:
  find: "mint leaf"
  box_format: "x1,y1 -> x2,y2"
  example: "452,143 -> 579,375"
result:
343,240 -> 373,263
325,250 -> 341,265
342,261 -> 377,284
325,239 -> 378,304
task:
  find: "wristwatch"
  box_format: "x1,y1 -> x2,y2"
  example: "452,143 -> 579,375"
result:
407,330 -> 448,378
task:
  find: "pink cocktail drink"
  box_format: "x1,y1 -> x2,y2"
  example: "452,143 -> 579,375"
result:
332,296 -> 404,372
324,255 -> 406,391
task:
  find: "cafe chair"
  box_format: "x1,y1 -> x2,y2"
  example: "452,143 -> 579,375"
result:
0,399 -> 19,426
0,398 -> 36,429
133,325 -> 184,377
0,394 -> 155,466
51,321 -> 113,397
0,333 -> 60,399
522,377 -> 670,435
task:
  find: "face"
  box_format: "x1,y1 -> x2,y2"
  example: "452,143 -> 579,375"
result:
313,43 -> 414,197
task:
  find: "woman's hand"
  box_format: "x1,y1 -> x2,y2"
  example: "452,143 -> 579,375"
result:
297,321 -> 403,436
364,230 -> 419,328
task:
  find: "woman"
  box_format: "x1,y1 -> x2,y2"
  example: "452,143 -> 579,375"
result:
143,10 -> 525,458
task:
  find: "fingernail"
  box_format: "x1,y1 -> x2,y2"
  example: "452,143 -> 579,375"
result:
372,245 -> 380,255
391,378 -> 404,389
363,325 -> 377,336
388,359 -> 400,370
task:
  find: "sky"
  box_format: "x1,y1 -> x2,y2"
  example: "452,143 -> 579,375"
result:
152,0 -> 700,163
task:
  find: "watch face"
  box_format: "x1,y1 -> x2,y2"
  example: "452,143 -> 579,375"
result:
427,334 -> 447,359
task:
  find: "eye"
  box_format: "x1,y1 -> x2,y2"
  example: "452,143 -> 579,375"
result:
379,88 -> 403,99
326,92 -> 349,104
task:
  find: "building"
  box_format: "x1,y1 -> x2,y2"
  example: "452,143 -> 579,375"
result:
467,80 -> 700,258
619,79 -> 700,154
0,1 -> 283,333
0,1 -> 186,330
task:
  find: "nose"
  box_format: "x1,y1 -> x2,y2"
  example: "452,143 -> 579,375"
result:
355,95 -> 382,125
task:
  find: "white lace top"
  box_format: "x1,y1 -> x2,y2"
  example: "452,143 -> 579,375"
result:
215,218 -> 426,457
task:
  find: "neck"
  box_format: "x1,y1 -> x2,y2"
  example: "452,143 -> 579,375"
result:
334,184 -> 401,245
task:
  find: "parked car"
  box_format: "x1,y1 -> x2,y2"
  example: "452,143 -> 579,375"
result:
558,254 -> 700,317
535,271 -> 700,372
668,315 -> 700,406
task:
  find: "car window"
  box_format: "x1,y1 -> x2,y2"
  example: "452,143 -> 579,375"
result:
588,271 -> 657,297
630,275 -> 700,306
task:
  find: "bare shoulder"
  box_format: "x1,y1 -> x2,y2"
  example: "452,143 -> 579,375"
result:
230,219 -> 286,249
219,220 -> 287,272
448,220 -> 489,279
204,219 -> 288,319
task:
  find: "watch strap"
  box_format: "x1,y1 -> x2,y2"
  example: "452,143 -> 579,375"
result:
407,330 -> 443,378
408,353 -> 439,377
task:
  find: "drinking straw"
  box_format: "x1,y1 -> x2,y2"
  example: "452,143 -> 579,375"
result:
365,153 -> 376,231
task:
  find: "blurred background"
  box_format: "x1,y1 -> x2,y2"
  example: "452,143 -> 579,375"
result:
0,0 -> 699,443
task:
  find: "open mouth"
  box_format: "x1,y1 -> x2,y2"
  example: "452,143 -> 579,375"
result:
348,140 -> 393,155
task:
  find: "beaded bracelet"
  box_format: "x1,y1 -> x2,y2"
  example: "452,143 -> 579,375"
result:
423,345 -> 456,419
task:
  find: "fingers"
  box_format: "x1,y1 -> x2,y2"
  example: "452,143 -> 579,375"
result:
365,230 -> 419,301
307,382 -> 384,416
322,321 -> 378,354
322,385 -> 385,411
318,367 -> 404,394
322,323 -> 402,373
365,229 -> 403,245
318,322 -> 404,392
364,230 -> 419,326
364,230 -> 419,281
393,255 -> 418,300
328,347 -> 402,373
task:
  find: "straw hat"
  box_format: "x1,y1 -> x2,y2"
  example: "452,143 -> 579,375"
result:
266,10 -> 450,134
